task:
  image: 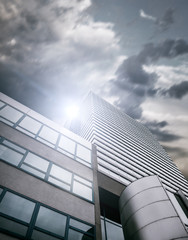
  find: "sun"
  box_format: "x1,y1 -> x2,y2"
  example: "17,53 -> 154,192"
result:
65,104 -> 79,119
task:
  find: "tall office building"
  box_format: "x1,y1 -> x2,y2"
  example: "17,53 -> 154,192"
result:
70,92 -> 188,240
0,92 -> 188,240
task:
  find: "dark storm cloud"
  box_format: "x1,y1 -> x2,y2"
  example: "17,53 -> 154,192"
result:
111,39 -> 188,119
161,81 -> 188,99
156,8 -> 174,31
143,120 -> 181,142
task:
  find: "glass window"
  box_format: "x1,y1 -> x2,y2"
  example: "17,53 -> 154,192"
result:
38,126 -> 59,144
73,181 -> 92,201
3,140 -> 26,154
50,164 -> 72,184
76,158 -> 91,168
106,220 -> 124,240
19,116 -> 42,134
24,152 -> 49,172
0,105 -> 23,123
0,117 -> 14,126
21,164 -> 45,179
16,126 -> 36,137
48,176 -> 71,191
101,218 -> 106,240
0,101 -> 5,108
59,135 -> 76,154
70,219 -> 93,233
74,175 -> 92,187
0,216 -> 28,236
68,229 -> 93,240
35,206 -> 67,236
76,145 -> 91,163
37,138 -> 55,148
0,191 -> 35,223
32,230 -> 60,240
0,145 -> 23,166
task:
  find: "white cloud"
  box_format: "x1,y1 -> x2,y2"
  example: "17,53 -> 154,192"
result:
139,9 -> 156,21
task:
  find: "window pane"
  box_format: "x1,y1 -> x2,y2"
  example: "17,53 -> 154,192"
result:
77,145 -> 91,163
106,221 -> 124,240
73,181 -> 92,201
19,116 -> 42,134
0,192 -> 35,223
59,135 -> 75,154
0,216 -> 28,236
24,152 -> 49,172
16,126 -> 35,137
0,117 -> 14,126
48,176 -> 71,191
68,229 -> 93,240
74,175 -> 92,187
0,101 -> 5,108
38,126 -> 58,144
0,145 -> 23,166
101,218 -> 106,240
35,206 -> 67,236
0,188 -> 3,195
37,138 -> 55,148
50,164 -> 72,184
32,230 -> 60,240
21,164 -> 45,179
70,219 -> 93,233
0,105 -> 23,123
3,140 -> 26,154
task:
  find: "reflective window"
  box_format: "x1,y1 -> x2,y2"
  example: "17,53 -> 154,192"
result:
32,230 -> 60,240
106,220 -> 124,240
0,216 -> 28,236
0,145 -> 23,166
35,206 -> 67,236
59,135 -> 76,154
0,189 -> 95,239
77,145 -> 91,163
73,181 -> 92,201
48,176 -> 71,191
0,191 -> 35,223
2,140 -> 26,154
0,101 -> 5,108
74,175 -> 92,187
0,105 -> 23,123
70,219 -> 94,233
18,116 -> 42,134
68,229 -> 93,240
101,217 -> 124,240
21,164 -> 45,179
23,152 -> 49,172
50,164 -> 72,184
38,126 -> 59,144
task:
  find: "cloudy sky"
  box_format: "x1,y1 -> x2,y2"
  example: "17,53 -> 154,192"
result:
1,0 -> 188,179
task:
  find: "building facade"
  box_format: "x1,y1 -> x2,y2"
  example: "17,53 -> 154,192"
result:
0,92 -> 188,240
70,92 -> 188,240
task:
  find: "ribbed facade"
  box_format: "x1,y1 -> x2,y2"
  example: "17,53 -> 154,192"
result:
75,92 -> 188,197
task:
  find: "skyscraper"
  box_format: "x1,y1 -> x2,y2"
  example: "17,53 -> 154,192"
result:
70,92 -> 188,240
0,92 -> 188,240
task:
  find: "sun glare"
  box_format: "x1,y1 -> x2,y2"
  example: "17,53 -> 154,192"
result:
65,105 -> 79,119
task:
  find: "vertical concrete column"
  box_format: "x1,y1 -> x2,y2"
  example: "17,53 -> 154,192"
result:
92,145 -> 102,240
119,175 -> 188,240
